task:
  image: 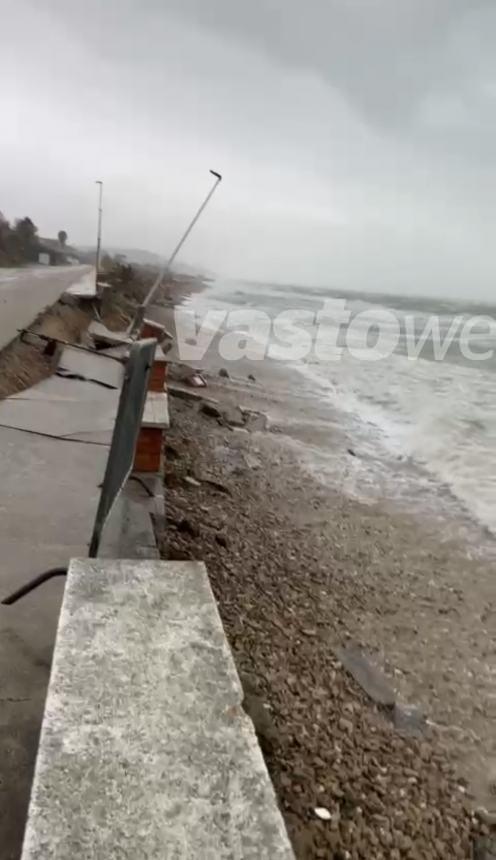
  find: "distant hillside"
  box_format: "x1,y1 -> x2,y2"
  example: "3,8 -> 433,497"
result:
77,245 -> 166,267
77,245 -> 211,278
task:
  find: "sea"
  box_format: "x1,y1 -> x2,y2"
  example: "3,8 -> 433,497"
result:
183,277 -> 496,541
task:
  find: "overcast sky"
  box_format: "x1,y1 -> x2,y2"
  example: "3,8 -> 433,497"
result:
1,0 -> 496,298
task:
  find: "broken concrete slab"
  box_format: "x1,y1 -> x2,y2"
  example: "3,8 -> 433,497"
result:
0,393 -> 120,438
242,409 -> 269,432
88,321 -> 132,348
0,369 -> 122,439
142,392 -> 170,429
0,426 -> 108,551
336,646 -> 396,707
0,422 -> 110,860
7,374 -> 114,402
21,559 -> 294,860
169,384 -> 219,405
0,265 -> 93,352
64,268 -> 97,299
222,404 -> 245,427
57,345 -> 124,389
0,358 -> 162,858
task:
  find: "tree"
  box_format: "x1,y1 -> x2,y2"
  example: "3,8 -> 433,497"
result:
0,213 -> 12,264
14,217 -> 40,262
58,230 -> 68,247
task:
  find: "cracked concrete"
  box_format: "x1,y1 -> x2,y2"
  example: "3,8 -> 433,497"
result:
0,347 -> 135,859
21,560 -> 294,860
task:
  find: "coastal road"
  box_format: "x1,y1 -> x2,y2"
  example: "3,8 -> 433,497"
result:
0,265 -> 94,350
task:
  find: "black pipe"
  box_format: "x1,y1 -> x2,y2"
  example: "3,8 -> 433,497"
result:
2,568 -> 68,605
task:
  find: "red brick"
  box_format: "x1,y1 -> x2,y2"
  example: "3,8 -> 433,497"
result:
133,427 -> 162,473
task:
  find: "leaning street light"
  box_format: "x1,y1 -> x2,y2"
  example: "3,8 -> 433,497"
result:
95,180 -> 104,291
131,169 -> 223,333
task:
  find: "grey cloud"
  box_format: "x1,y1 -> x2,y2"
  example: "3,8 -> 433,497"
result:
2,0 -> 496,298
142,0 -> 495,134
41,0 -> 496,162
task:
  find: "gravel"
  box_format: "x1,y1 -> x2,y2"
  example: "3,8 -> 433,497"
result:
159,374 -> 491,859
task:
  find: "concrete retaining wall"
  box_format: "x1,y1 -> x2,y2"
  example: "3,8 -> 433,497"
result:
21,559 -> 294,859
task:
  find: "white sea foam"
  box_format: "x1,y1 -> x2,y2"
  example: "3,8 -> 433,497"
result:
186,277 -> 496,534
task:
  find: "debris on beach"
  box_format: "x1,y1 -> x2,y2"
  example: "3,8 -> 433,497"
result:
185,372 -> 207,388
242,409 -> 268,432
183,475 -> 201,488
222,404 -> 245,427
176,517 -> 200,538
199,400 -> 269,432
200,402 -> 222,419
336,645 -> 396,707
162,384 -> 487,859
243,453 -> 262,470
196,475 -> 231,494
393,703 -> 426,737
169,384 -> 211,402
314,807 -> 332,821
473,835 -> 496,860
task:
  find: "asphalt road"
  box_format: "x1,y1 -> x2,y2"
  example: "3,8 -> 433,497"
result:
0,265 -> 93,350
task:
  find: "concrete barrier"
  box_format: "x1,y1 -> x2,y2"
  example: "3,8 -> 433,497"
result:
21,559 -> 294,859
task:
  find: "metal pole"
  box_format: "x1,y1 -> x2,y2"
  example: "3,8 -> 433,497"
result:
95,180 -> 103,291
132,170 -> 222,332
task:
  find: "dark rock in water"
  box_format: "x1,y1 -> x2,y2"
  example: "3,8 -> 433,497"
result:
347,448 -> 357,457
200,402 -> 222,419
393,703 -> 426,737
248,373 -> 256,382
336,646 -> 395,707
219,367 -> 230,378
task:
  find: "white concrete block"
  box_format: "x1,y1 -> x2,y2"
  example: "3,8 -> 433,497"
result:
21,559 -> 294,860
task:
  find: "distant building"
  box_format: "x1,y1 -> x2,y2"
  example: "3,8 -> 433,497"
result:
38,237 -> 80,265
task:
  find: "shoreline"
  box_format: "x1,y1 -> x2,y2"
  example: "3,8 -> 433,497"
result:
154,281 -> 495,858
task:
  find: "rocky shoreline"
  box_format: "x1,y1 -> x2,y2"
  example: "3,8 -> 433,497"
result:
159,355 -> 495,859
